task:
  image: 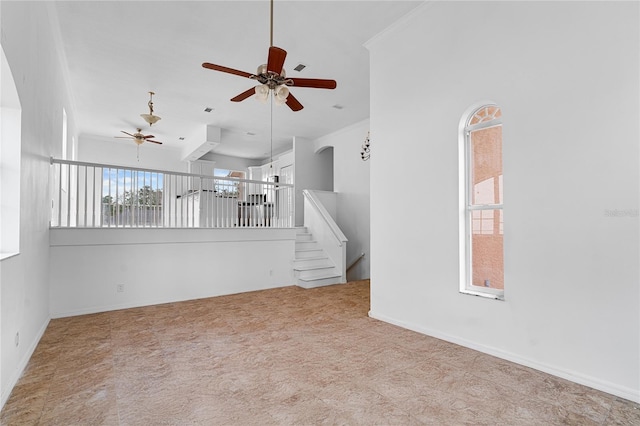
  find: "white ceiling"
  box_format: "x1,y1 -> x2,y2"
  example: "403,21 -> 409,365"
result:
52,1 -> 421,161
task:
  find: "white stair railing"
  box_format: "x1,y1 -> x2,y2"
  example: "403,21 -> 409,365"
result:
302,189 -> 348,283
50,158 -> 293,229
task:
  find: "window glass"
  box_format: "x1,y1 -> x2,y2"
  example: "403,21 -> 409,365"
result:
214,169 -> 245,198
470,126 -> 502,204
471,210 -> 504,289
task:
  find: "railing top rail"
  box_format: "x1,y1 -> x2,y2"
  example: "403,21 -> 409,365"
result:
50,157 -> 293,187
303,189 -> 348,245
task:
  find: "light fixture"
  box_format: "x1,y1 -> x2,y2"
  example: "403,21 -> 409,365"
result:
254,81 -> 290,105
255,84 -> 270,103
253,64 -> 290,105
361,132 -> 370,161
274,85 -> 289,105
140,91 -> 161,126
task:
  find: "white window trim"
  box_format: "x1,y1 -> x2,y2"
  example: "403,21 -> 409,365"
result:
1,46 -> 22,259
458,103 -> 504,301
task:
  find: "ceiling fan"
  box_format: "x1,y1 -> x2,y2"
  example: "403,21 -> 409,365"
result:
115,128 -> 163,145
201,0 -> 336,111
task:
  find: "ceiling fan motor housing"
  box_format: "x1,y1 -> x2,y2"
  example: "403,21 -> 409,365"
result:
252,65 -> 291,90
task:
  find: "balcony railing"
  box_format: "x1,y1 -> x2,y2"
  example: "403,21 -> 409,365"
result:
50,158 -> 294,229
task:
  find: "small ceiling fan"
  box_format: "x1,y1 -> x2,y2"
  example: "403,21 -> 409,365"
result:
115,128 -> 163,145
201,0 -> 336,111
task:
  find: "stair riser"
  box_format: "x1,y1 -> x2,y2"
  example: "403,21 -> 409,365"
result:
296,268 -> 339,281
295,233 -> 313,242
295,249 -> 324,259
297,276 -> 343,288
295,241 -> 318,250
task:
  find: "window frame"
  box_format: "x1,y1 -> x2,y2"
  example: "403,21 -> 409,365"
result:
1,46 -> 22,259
459,103 -> 504,300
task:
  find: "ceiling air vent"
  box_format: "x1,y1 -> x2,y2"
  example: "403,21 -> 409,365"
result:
204,107 -> 213,113
293,64 -> 306,72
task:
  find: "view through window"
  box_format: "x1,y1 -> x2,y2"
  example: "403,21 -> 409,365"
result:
461,105 -> 504,299
214,169 -> 245,199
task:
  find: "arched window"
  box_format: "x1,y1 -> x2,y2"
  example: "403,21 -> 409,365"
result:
459,104 -> 504,299
1,46 -> 22,259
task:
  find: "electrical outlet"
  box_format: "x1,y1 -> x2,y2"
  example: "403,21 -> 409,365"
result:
14,332 -> 19,347
117,284 -> 125,293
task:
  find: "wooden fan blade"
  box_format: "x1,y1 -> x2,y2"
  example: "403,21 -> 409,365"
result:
202,63 -> 253,79
267,46 -> 287,74
143,135 -> 155,139
289,78 -> 337,89
114,136 -> 133,139
285,93 -> 304,112
231,87 -> 256,102
146,140 -> 163,145
121,131 -> 136,137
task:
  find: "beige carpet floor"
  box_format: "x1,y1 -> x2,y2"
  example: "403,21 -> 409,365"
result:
1,280 -> 638,425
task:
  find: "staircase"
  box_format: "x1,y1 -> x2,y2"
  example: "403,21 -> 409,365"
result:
294,227 -> 342,288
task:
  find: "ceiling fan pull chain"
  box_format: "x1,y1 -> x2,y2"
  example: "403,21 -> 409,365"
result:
270,94 -> 274,168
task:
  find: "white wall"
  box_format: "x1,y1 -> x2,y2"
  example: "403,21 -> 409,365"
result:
200,152 -> 262,173
368,2 -> 639,401
0,2 -> 77,406
314,120 -> 370,280
49,228 -> 296,317
293,136 -> 333,226
78,135 -> 188,173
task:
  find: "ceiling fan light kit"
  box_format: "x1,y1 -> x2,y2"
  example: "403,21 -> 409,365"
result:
255,84 -> 270,103
274,85 -> 289,105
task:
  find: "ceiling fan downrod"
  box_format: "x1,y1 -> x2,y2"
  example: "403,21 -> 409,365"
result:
270,0 -> 274,47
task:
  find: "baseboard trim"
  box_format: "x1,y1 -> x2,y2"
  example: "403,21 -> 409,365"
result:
1,317 -> 50,409
368,310 -> 639,404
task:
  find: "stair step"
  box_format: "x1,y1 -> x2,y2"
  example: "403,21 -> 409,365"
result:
296,273 -> 343,289
297,272 -> 341,281
293,256 -> 331,268
295,240 -> 318,250
294,263 -> 334,272
295,265 -> 339,280
295,248 -> 324,259
295,233 -> 313,242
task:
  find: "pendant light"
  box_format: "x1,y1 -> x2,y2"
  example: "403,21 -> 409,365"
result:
140,91 -> 161,126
